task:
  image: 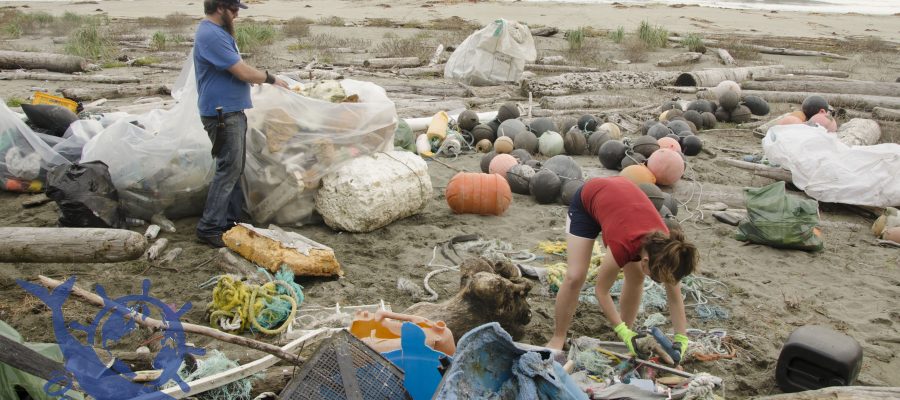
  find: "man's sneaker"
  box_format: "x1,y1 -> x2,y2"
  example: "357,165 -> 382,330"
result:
197,233 -> 226,248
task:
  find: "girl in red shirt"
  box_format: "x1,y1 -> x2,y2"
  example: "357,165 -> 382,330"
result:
546,177 -> 699,362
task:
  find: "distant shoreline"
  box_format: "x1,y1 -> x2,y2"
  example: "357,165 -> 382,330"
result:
515,0 -> 900,16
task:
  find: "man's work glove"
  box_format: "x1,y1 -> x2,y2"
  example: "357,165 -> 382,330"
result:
614,322 -> 645,358
673,333 -> 690,365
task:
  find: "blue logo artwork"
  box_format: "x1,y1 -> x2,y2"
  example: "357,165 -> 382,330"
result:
17,277 -> 205,400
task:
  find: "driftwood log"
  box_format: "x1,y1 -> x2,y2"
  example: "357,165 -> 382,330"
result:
655,52 -> 702,67
397,65 -> 443,77
363,57 -> 421,69
717,159 -> 794,182
714,48 -> 735,65
0,50 -> 93,73
525,64 -> 602,73
539,94 -> 635,110
522,71 -> 680,96
873,107 -> 900,121
61,84 -> 172,101
782,69 -> 850,78
530,26 -> 559,37
279,69 -> 344,80
702,90 -> 900,111
668,37 -> 847,59
741,80 -> 900,97
752,75 -> 853,82
674,65 -> 784,87
754,386 -> 900,399
404,257 -> 533,341
0,227 -> 147,263
0,70 -> 140,84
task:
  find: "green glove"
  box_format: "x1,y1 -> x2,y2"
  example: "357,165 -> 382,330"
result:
614,322 -> 645,358
673,333 -> 689,364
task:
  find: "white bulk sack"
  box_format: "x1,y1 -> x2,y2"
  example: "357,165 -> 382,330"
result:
444,19 -> 536,86
762,123 -> 900,207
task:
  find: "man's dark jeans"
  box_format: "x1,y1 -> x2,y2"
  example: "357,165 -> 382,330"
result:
197,111 -> 246,238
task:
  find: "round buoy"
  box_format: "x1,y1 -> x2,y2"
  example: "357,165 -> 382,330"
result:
632,135 -> 661,158
638,183 -> 665,211
489,153 -> 518,178
458,110 -> 479,132
714,106 -> 730,123
587,131 -> 610,155
660,101 -> 681,112
681,135 -> 703,156
507,164 -> 535,195
742,95 -> 770,116
487,118 -> 501,135
513,130 -> 539,154
510,148 -> 533,163
801,95 -> 829,120
713,80 -> 741,99
685,120 -> 699,134
598,122 -> 622,140
662,192 -> 679,216
530,169 -> 562,204
809,112 -> 837,132
701,112 -> 717,129
687,100 -> 713,114
660,109 -> 684,122
647,148 -> 685,186
528,117 -> 557,137
599,140 -> 628,170
641,119 -> 657,136
497,102 -> 520,122
564,128 -> 588,155
779,115 -> 803,125
667,120 -> 693,136
788,110 -> 808,122
620,151 -> 647,169
559,117 -> 578,136
578,114 -> 598,132
648,123 -> 672,140
544,155 -> 583,181
494,136 -> 514,154
682,110 -> 703,130
475,139 -> 493,153
620,164 -> 657,185
480,151 -> 497,173
658,136 -> 682,153
539,131 -> 565,157
525,159 -> 542,169
730,105 -> 752,124
560,179 -> 585,206
719,91 -> 740,111
472,123 -> 495,143
498,119 -> 527,140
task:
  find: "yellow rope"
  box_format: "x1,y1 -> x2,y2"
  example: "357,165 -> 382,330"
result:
208,276 -> 298,335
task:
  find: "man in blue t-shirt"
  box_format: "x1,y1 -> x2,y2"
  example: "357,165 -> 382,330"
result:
193,0 -> 287,247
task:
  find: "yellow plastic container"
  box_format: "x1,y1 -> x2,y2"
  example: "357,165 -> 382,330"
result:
32,92 -> 78,113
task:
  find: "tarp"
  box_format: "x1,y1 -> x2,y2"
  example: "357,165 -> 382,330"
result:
763,124 -> 900,207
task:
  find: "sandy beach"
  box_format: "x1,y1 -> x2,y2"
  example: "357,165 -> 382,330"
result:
0,0 -> 898,398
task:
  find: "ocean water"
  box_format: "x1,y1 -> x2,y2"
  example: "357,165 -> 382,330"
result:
519,0 -> 900,15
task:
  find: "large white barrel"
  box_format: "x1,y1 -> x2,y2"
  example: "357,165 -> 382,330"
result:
316,151 -> 432,232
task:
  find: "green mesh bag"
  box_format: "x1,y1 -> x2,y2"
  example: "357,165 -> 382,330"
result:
735,181 -> 824,252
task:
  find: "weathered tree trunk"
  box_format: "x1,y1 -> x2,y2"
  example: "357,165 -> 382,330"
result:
837,118 -> 881,146
0,50 -> 92,73
873,107 -> 900,121
363,57 -> 421,68
397,65 -> 443,77
674,65 -> 785,87
668,37 -> 847,59
404,258 -> 533,341
0,227 -> 147,263
60,84 -> 172,101
753,75 -> 852,82
717,158 -> 794,182
754,386 -> 900,400
782,69 -> 849,78
539,94 -> 635,110
655,52 -> 702,67
0,71 -> 140,84
522,71 -> 680,96
530,26 -> 559,37
725,90 -> 900,111
741,80 -> 900,97
714,48 -> 735,65
525,64 -> 602,73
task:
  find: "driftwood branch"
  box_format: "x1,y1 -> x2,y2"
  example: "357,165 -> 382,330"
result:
741,80 -> 900,97
655,52 -> 702,67
0,50 -> 93,73
525,64 -> 602,73
363,57 -> 421,69
714,48 -> 735,65
61,84 -> 172,101
397,65 -> 444,77
36,276 -> 306,366
717,158 -> 793,182
0,70 -> 140,84
530,26 -> 559,37
668,37 -> 847,59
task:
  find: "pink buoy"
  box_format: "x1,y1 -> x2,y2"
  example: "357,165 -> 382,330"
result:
657,137 -> 682,153
489,154 -> 519,179
809,111 -> 837,132
647,148 -> 685,186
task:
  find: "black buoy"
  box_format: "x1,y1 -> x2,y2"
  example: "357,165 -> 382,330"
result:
458,110 -> 479,132
660,101 -> 681,112
497,102 -> 520,122
638,183 -> 665,211
662,192 -> 679,216
525,159 -> 542,169
507,164 -> 535,195
598,140 -> 627,170
641,119 -> 657,136
577,114 -> 598,132
667,120 -> 693,136
687,99 -> 713,114
730,105 -> 753,124
564,128 -> 588,155
528,117 -> 557,137
530,169 -> 562,204
513,130 -> 539,154
801,95 -> 830,120
701,112 -> 717,129
544,155 -> 583,181
510,148 -> 533,164
480,151 -> 497,173
472,123 -> 495,143
682,110 -> 703,131
486,118 -> 501,135
620,151 -> 647,169
631,135 -> 660,158
742,95 -> 770,116
560,179 -> 585,206
648,123 -> 672,140
719,91 -> 740,111
587,131 -> 610,155
559,117 -> 578,136
681,135 -> 703,156
714,106 -> 730,123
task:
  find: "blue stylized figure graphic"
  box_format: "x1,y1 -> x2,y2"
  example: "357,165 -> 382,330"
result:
17,277 -> 205,400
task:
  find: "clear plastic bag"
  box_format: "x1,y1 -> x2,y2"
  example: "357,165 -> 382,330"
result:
444,19 -> 537,86
81,59 -> 214,220
0,102 -> 69,192
242,77 -> 397,225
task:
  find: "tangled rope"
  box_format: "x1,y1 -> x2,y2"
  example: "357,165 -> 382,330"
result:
683,373 -> 723,400
207,267 -> 303,335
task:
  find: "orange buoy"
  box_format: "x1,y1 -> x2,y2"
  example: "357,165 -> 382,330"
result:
620,165 -> 657,185
779,115 -> 804,125
446,172 -> 512,216
788,110 -> 808,122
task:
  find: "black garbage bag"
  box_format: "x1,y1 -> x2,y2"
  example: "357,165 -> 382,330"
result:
20,104 -> 78,137
46,161 -> 124,228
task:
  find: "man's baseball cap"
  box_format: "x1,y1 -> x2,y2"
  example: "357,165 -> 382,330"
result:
218,0 -> 248,9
